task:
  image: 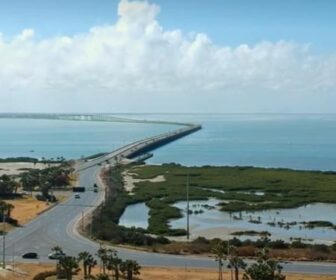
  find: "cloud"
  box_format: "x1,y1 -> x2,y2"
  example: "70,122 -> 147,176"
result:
0,0 -> 335,113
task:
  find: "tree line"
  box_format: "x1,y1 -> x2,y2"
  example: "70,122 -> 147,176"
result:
0,162 -> 73,226
212,240 -> 286,280
34,246 -> 141,280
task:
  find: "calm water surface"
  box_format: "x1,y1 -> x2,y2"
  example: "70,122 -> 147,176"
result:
0,118 -> 178,159
119,199 -> 336,243
1,114 -> 336,171
170,200 -> 336,243
140,114 -> 336,171
119,203 -> 149,229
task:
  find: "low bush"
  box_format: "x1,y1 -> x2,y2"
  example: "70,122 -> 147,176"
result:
291,240 -> 308,249
269,239 -> 289,249
32,270 -> 56,280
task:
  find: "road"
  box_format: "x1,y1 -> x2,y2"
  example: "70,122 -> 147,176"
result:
2,139 -> 336,274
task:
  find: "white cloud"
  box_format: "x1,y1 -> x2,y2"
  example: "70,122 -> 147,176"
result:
0,0 -> 335,113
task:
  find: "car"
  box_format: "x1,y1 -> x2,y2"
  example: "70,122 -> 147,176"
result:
93,188 -> 98,193
48,252 -> 65,260
74,193 -> 80,199
22,252 -> 38,259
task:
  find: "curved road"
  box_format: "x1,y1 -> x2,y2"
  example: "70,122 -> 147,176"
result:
2,135 -> 336,275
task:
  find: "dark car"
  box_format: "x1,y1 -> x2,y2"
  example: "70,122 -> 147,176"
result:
22,252 -> 38,259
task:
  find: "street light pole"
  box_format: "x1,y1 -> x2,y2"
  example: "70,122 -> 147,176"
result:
2,211 -> 6,269
186,174 -> 190,240
81,210 -> 84,231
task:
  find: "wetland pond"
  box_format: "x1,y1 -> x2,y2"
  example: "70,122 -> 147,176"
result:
119,199 -> 336,244
119,202 -> 150,229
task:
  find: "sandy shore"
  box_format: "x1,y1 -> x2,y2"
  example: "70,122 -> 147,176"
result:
0,162 -> 58,176
122,168 -> 166,192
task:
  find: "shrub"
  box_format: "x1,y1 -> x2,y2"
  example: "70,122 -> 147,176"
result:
32,270 -> 56,280
192,236 -> 210,245
269,239 -> 289,249
157,235 -> 170,244
313,244 -> 330,253
291,240 -> 308,249
237,246 -> 256,257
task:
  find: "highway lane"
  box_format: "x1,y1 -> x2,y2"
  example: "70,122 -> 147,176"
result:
1,144 -> 336,274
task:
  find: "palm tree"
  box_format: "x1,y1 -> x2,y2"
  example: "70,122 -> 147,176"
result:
107,254 -> 122,280
243,249 -> 286,280
228,247 -> 246,280
212,240 -> 227,280
51,245 -> 64,275
96,247 -> 109,274
120,260 -> 141,280
5,203 -> 14,218
58,256 -> 79,280
78,251 -> 97,279
51,245 -> 63,254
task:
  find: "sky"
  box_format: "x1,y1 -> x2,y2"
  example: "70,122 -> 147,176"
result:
0,0 -> 335,113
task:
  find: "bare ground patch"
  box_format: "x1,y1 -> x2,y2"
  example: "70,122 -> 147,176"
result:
1,263 -> 335,280
122,169 -> 166,192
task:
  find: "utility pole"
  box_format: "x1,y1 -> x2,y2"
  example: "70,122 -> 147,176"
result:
186,174 -> 190,240
2,211 -> 6,269
81,210 -> 84,231
228,239 -> 233,280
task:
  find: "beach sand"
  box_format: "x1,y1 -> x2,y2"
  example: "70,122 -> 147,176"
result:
1,264 -> 335,280
122,168 -> 166,192
0,162 -> 58,176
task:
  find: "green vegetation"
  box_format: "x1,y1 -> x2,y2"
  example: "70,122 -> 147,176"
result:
91,164 -> 173,244
110,163 -> 336,236
301,220 -> 335,229
0,157 -> 39,163
38,246 -> 141,280
19,162 -> 73,201
93,163 -> 336,238
0,156 -> 65,163
130,163 -> 336,212
243,249 -> 286,280
90,163 -> 336,261
231,230 -> 271,237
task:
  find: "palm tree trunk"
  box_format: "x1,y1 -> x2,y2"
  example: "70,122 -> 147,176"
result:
83,264 -> 87,278
218,261 -> 223,280
235,267 -> 239,280
88,266 -> 92,278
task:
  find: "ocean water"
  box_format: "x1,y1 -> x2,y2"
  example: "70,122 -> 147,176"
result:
141,114 -> 336,171
0,114 -> 336,171
0,118 -> 179,160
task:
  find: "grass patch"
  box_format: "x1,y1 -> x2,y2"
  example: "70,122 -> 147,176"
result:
95,163 -> 336,237
120,163 -> 336,236
131,163 -> 336,212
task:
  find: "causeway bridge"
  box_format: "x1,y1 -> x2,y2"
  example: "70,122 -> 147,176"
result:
76,123 -> 202,171
0,113 -> 195,127
0,112 -> 201,170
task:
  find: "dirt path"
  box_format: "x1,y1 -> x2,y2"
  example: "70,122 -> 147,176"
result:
1,264 -> 336,280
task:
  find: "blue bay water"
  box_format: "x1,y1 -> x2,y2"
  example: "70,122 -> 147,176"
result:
0,114 -> 336,171
140,114 -> 336,171
0,118 -> 179,160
